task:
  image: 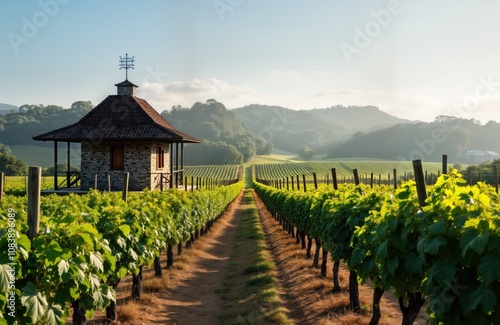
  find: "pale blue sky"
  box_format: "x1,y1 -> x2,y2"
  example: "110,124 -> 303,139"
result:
1,0 -> 500,123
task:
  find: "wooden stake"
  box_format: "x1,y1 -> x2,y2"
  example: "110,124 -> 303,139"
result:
393,169 -> 397,189
353,169 -> 360,185
122,172 -> 129,202
442,154 -> 448,175
331,168 -> 338,190
313,172 -> 318,189
28,167 -> 41,240
302,174 -> 307,192
412,160 -> 427,207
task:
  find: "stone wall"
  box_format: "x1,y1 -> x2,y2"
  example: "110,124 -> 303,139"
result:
81,141 -> 171,191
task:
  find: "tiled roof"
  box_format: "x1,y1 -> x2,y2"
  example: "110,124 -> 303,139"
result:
33,95 -> 200,143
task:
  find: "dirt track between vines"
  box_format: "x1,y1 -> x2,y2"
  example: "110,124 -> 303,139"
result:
88,188 -> 427,325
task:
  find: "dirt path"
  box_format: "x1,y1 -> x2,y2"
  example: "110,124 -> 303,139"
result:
88,185 -> 426,325
141,191 -> 244,324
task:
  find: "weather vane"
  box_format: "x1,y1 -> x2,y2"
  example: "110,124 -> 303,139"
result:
119,53 -> 135,80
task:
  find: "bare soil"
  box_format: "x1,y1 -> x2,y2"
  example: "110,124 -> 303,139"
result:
86,189 -> 428,325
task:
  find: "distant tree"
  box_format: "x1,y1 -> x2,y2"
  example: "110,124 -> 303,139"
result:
298,146 -> 315,161
0,144 -> 27,175
71,101 -> 94,112
42,164 -> 80,176
184,142 -> 243,165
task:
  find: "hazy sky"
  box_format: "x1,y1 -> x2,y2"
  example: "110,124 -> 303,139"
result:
1,0 -> 500,123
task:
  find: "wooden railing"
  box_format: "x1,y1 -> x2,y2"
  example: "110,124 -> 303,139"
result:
57,171 -> 81,190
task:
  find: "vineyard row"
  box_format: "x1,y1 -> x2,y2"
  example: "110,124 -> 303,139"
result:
254,168 -> 500,325
0,181 -> 244,324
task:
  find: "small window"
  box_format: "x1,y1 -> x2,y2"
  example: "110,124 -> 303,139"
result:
157,146 -> 165,169
110,145 -> 124,170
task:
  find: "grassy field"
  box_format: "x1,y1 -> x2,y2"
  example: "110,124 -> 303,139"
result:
9,144 -> 81,168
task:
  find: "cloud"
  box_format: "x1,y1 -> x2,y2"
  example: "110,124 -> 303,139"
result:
138,78 -> 281,110
315,88 -> 362,97
268,69 -> 303,77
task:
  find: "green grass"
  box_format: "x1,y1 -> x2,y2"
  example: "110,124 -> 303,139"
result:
9,144 -> 81,168
218,189 -> 293,325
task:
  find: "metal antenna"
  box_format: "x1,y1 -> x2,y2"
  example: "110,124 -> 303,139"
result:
119,53 -> 135,80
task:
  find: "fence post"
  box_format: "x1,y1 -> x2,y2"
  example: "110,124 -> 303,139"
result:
291,176 -> 295,190
108,175 -> 111,192
302,174 -> 307,192
313,172 -> 318,189
353,169 -> 360,185
412,160 -> 427,207
286,177 -> 289,190
94,174 -> 98,190
370,172 -> 373,188
331,168 -> 338,190
442,154 -> 448,175
296,175 -> 300,191
28,167 -> 41,240
122,172 -> 129,202
393,169 -> 397,189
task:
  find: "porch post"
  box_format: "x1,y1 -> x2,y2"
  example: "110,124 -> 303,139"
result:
169,142 -> 173,189
54,141 -> 58,190
67,142 -> 71,188
180,142 -> 184,185
175,142 -> 179,188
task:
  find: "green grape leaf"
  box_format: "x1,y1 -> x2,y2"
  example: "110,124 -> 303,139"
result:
17,234 -> 31,260
119,224 -> 131,237
477,254 -> 500,286
419,235 -> 447,255
0,264 -> 13,294
79,233 -> 94,247
404,252 -> 423,274
429,260 -> 456,283
428,220 -> 446,235
21,282 -> 48,324
460,228 -> 488,257
116,237 -> 127,250
387,256 -> 398,275
89,273 -> 100,291
45,303 -> 64,325
57,259 -> 70,277
44,240 -> 64,266
376,240 -> 388,259
460,285 -> 497,314
89,252 -> 104,273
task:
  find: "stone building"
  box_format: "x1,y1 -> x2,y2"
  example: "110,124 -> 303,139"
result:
33,79 -> 200,191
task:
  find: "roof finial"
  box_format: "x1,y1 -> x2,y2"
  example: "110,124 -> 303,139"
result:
119,53 -> 135,80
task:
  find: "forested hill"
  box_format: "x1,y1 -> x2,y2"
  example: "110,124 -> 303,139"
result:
161,99 -> 273,165
329,116 -> 500,161
0,101 -> 93,146
0,103 -> 19,115
232,104 -> 411,154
